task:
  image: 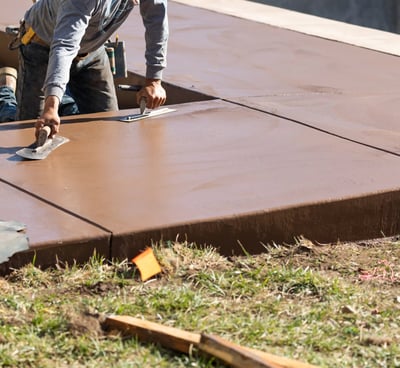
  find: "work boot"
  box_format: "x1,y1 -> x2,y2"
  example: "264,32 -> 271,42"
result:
0,67 -> 17,93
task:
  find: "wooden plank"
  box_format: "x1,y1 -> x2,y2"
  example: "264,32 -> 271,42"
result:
104,315 -> 200,354
199,333 -> 280,368
244,346 -> 319,368
103,315 -> 319,368
199,333 -> 318,368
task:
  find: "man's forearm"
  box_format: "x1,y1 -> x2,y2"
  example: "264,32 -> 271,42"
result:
140,0 -> 169,80
44,95 -> 60,113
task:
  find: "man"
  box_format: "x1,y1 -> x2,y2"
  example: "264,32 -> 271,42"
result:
12,0 -> 168,139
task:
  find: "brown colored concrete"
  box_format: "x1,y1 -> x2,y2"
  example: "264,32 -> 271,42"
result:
1,2 -> 400,269
118,2 -> 400,152
233,93 -> 400,155
0,182 -> 110,273
0,2 -> 29,67
0,0 -> 31,24
120,2 -> 400,96
1,100 -> 400,261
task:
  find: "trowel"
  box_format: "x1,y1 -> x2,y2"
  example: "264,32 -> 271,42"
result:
16,126 -> 69,160
117,84 -> 176,122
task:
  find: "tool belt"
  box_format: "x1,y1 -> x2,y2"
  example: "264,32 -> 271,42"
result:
9,21 -> 49,51
105,38 -> 127,78
8,21 -> 125,74
21,26 -> 48,47
8,21 -> 47,49
9,21 -> 89,61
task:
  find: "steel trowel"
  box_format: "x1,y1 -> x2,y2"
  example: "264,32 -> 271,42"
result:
16,126 -> 69,160
117,84 -> 176,122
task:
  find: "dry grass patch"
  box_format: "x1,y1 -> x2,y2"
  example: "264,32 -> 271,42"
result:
0,238 -> 399,367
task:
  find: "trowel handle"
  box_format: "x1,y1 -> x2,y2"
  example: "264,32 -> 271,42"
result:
37,126 -> 51,147
118,84 -> 142,92
140,97 -> 147,114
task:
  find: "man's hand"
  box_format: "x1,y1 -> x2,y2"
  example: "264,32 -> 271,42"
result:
35,95 -> 61,139
136,79 -> 166,110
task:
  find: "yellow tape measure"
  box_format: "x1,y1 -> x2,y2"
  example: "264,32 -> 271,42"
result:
21,27 -> 36,45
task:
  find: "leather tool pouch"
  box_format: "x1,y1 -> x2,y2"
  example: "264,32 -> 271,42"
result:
8,21 -> 27,50
105,40 -> 127,79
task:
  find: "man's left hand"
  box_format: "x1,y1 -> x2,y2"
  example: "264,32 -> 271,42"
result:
35,95 -> 61,139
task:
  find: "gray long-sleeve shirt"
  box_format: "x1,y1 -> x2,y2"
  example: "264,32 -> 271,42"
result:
24,0 -> 168,102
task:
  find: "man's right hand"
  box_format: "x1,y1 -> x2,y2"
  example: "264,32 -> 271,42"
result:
35,95 -> 61,139
136,79 -> 167,110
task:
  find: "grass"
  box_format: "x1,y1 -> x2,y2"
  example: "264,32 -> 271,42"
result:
0,237 -> 400,367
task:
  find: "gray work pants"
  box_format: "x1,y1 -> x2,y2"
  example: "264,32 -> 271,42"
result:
16,42 -> 119,120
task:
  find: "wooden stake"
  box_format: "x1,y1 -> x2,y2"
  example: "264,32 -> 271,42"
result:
199,333 -> 280,368
104,315 -> 200,354
103,315 -> 319,368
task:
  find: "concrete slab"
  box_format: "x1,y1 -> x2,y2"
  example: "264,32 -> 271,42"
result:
0,181 -> 110,273
114,2 -> 400,153
1,1 -> 400,266
233,93 -> 400,155
173,0 -> 400,56
161,2 -> 400,97
0,1 -> 31,26
0,3 -> 29,68
4,3 -> 400,153
1,100 -> 400,259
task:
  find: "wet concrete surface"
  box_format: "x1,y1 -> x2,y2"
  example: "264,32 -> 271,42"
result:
1,100 -> 400,262
234,93 -> 400,155
118,2 -> 400,152
0,181 -> 110,273
1,1 -> 400,269
0,3 -> 30,26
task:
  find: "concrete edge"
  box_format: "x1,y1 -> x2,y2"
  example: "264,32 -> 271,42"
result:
112,189 -> 400,259
172,0 -> 400,56
0,234 -> 111,275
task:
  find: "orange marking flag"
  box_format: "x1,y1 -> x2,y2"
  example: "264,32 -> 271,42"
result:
132,248 -> 162,281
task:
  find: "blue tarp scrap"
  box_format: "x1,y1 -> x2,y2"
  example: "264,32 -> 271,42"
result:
0,220 -> 29,264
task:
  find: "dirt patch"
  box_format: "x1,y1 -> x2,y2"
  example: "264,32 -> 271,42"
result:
65,309 -> 104,338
